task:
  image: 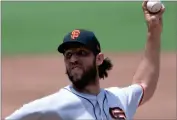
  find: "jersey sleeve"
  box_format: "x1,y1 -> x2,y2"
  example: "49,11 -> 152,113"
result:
106,84 -> 144,118
5,104 -> 43,120
122,84 -> 144,116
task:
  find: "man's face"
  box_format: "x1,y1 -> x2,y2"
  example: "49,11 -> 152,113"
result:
64,46 -> 98,90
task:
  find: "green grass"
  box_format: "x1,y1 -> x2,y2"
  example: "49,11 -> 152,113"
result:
2,2 -> 176,55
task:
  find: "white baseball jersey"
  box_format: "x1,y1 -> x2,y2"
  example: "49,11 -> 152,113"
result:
5,84 -> 144,120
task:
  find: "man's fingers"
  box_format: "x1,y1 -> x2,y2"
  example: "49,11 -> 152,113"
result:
159,4 -> 165,16
142,0 -> 165,28
142,0 -> 148,11
155,4 -> 165,25
142,0 -> 151,20
159,5 -> 165,25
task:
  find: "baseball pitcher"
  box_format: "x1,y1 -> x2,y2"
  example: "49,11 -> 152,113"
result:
5,1 -> 165,120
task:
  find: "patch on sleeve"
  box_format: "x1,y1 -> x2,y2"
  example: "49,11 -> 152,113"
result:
109,107 -> 126,120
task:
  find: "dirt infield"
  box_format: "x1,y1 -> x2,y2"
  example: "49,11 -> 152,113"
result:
2,52 -> 176,119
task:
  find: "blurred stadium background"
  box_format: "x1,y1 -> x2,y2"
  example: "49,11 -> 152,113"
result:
2,1 -> 176,119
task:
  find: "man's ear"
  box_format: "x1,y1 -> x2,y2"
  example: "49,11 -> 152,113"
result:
96,53 -> 104,66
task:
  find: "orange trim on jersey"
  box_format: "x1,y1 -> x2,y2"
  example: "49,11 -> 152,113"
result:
137,84 -> 145,107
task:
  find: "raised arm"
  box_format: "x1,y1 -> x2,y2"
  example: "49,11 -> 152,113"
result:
132,1 -> 165,106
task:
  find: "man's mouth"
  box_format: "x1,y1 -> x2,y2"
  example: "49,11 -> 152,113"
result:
71,66 -> 81,70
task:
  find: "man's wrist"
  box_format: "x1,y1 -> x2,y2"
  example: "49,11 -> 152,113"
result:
148,29 -> 162,38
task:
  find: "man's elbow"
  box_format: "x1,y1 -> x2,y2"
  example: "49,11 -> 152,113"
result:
140,82 -> 158,105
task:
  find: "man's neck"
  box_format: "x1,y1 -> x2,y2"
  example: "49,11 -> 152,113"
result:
73,82 -> 101,95
84,85 -> 101,95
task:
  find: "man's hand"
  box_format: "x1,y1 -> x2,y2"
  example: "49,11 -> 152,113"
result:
142,0 -> 165,34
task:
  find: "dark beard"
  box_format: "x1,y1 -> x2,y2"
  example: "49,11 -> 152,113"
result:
66,61 -> 97,91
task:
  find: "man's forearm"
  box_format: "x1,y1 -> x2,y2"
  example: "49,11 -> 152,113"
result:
132,28 -> 162,104
145,30 -> 161,64
141,30 -> 161,81
133,30 -> 161,81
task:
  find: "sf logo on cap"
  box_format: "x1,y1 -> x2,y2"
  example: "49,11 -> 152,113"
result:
71,30 -> 80,39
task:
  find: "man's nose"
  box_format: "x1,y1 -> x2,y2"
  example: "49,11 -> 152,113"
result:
70,54 -> 79,63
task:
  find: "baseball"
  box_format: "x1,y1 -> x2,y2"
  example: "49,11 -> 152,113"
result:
147,0 -> 163,13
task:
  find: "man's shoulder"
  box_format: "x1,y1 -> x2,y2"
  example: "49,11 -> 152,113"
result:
105,84 -> 142,94
5,89 -> 63,120
19,86 -> 81,111
5,86 -> 82,119
105,86 -> 125,94
15,90 -> 61,112
104,84 -> 144,102
103,86 -> 127,100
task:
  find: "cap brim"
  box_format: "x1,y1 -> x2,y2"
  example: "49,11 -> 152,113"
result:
58,41 -> 85,53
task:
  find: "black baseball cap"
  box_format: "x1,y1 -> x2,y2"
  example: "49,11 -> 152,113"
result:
57,29 -> 101,55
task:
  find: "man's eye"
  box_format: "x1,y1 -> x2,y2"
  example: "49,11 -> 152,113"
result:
78,50 -> 89,56
65,52 -> 72,58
